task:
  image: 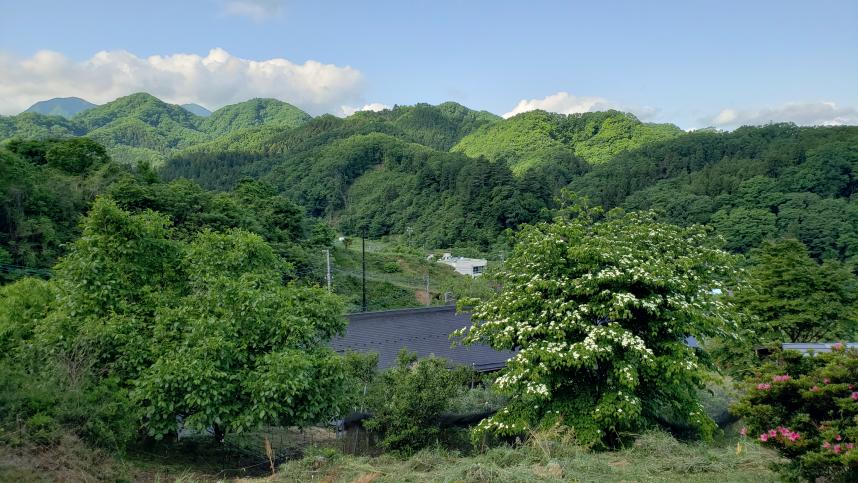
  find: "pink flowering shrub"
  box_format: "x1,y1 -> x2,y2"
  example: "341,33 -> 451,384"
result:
732,347 -> 858,482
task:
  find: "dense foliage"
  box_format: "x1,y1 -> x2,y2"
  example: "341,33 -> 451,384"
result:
570,124 -> 858,262
364,351 -> 469,454
0,138 -> 333,284
0,140 -> 121,278
734,239 -> 858,343
732,347 -> 858,482
458,206 -> 739,446
0,198 -> 349,444
0,93 -> 314,166
452,110 -> 683,171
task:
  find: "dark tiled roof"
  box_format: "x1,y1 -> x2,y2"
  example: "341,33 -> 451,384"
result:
330,305 -> 513,372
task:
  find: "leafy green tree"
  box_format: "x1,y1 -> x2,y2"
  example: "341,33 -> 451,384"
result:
734,239 -> 858,343
10,198 -> 349,442
458,206 -> 739,446
45,138 -> 109,174
365,351 -> 465,454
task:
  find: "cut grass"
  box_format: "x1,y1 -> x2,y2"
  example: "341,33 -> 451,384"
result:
276,431 -> 783,483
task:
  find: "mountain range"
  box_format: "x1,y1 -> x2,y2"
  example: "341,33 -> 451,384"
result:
3,92 -> 857,259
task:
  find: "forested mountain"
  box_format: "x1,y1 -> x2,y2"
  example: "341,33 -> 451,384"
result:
0,112 -> 82,140
0,94 -> 314,167
201,98 -> 311,136
74,93 -> 211,165
24,97 -> 97,118
164,102 -> 578,248
452,110 -> 683,171
4,93 -> 858,265
570,123 -> 858,261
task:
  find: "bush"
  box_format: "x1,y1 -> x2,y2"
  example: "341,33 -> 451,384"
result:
381,261 -> 401,273
364,351 -> 466,454
732,346 -> 858,482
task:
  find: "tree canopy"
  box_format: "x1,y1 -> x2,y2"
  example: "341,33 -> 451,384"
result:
459,206 -> 739,445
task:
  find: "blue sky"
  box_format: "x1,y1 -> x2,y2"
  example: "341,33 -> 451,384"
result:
1,0 -> 856,128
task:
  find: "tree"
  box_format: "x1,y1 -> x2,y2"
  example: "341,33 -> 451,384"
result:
458,206 -> 739,446
22,198 -> 349,441
364,350 -> 464,454
45,138 -> 109,174
734,239 -> 858,343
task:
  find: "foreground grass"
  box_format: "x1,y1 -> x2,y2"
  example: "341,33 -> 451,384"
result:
1,430 -> 783,482
276,431 -> 783,483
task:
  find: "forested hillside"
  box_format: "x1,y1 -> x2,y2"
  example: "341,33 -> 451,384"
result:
569,123 -> 858,261
0,94 -> 314,167
0,138 -> 332,284
452,109 -> 683,171
164,103 -> 580,248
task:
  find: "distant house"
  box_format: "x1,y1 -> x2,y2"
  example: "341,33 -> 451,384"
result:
436,253 -> 487,277
781,342 -> 858,355
330,305 -> 512,372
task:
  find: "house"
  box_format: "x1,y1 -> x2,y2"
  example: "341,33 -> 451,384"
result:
436,253 -> 487,277
330,305 -> 512,372
781,342 -> 858,355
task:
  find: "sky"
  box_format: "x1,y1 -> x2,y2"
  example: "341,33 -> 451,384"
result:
0,0 -> 856,129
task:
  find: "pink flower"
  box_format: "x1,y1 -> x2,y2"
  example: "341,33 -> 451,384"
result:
769,429 -> 778,437
832,342 -> 844,351
835,434 -> 842,441
740,427 -> 748,436
773,375 -> 791,383
789,432 -> 800,441
848,443 -> 855,450
823,378 -> 830,384
757,383 -> 772,390
811,386 -> 821,392
834,444 -> 842,454
760,434 -> 769,442
851,392 -> 858,401
823,441 -> 831,449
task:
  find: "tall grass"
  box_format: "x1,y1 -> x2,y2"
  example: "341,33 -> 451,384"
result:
277,429 -> 783,482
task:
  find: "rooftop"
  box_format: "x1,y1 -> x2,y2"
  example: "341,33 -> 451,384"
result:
330,305 -> 513,372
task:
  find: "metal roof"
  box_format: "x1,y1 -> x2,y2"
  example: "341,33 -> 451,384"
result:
330,305 -> 513,372
782,342 -> 858,354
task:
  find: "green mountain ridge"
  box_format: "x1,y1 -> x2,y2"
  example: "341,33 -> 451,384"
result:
452,109 -> 684,172
0,93 -> 315,167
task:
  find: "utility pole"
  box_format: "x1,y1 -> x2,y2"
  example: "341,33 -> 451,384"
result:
424,273 -> 430,306
361,235 -> 367,312
324,249 -> 332,292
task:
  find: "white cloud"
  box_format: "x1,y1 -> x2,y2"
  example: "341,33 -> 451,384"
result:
0,48 -> 364,115
223,0 -> 285,21
503,91 -> 657,120
707,102 -> 858,128
339,102 -> 391,117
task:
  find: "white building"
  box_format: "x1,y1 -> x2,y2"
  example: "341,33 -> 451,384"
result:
437,253 -> 487,277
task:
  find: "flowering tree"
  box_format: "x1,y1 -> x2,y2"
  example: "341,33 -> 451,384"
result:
732,346 -> 858,482
458,207 -> 739,445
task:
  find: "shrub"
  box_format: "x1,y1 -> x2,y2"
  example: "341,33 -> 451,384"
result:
364,351 -> 466,454
381,261 -> 401,273
732,346 -> 858,482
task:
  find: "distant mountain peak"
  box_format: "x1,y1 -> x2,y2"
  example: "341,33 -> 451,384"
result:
181,103 -> 212,117
24,97 -> 97,119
